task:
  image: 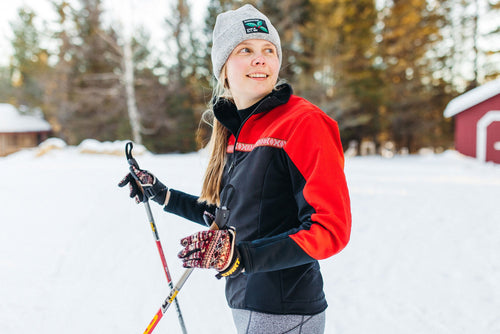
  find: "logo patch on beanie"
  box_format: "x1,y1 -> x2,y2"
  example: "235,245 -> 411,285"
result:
243,19 -> 269,34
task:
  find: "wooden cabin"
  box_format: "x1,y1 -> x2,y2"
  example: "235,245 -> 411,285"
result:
0,103 -> 51,156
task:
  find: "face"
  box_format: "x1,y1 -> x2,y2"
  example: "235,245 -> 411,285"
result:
225,39 -> 280,109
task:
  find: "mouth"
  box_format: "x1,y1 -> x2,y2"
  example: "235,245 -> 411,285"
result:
247,73 -> 269,79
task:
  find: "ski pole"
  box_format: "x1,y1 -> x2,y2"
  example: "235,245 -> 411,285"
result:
143,202 -> 232,334
143,264 -> 196,334
125,142 -> 188,334
143,223 -> 217,334
142,200 -> 188,334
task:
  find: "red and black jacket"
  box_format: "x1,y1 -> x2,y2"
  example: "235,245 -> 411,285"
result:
165,84 -> 351,315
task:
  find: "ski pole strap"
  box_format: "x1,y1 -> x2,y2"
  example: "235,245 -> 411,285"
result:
204,207 -> 229,230
213,184 -> 235,229
214,206 -> 230,229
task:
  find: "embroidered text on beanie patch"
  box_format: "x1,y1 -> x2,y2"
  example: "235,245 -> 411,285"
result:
243,19 -> 269,34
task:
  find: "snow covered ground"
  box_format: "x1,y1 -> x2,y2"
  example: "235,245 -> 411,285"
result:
1,140 -> 499,334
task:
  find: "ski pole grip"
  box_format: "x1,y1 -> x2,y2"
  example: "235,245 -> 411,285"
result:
125,141 -> 140,169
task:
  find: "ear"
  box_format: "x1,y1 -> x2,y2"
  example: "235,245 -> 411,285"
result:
220,66 -> 230,90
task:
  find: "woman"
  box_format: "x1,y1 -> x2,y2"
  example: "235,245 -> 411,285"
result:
119,4 -> 351,333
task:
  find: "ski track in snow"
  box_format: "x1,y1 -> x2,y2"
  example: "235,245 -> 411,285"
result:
1,146 -> 499,333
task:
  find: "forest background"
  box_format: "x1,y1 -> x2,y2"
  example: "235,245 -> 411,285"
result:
1,0 -> 499,154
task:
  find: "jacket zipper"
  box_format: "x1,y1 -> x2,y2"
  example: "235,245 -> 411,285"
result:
226,97 -> 270,180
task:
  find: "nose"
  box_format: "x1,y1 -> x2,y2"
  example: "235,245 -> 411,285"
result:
252,55 -> 266,66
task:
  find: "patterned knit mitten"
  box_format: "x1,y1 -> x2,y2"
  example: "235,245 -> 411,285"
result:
178,227 -> 242,277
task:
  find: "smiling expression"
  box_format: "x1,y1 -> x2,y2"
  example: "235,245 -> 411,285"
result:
225,39 -> 280,109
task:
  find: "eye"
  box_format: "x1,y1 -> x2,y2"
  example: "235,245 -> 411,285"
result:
265,48 -> 275,54
237,47 -> 251,54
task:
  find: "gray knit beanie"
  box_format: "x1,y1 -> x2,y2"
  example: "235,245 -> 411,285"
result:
211,4 -> 282,81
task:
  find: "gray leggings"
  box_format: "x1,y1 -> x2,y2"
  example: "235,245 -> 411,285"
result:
231,309 -> 326,334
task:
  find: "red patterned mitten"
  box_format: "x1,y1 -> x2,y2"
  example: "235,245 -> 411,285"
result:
178,227 -> 243,278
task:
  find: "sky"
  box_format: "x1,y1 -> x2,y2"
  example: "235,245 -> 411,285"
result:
0,0 -> 209,66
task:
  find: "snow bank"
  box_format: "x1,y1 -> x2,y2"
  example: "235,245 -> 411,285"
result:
77,139 -> 148,156
36,138 -> 67,157
11,138 -> 149,158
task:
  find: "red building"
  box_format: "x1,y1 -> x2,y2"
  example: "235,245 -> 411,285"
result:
444,78 -> 500,164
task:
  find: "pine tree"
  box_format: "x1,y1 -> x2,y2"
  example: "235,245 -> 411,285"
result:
62,0 -> 125,144
482,0 -> 500,81
440,0 -> 500,90
253,0 -> 312,86
330,0 -> 382,144
9,6 -> 49,109
379,0 -> 445,151
0,67 -> 13,103
296,0 -> 383,148
44,1 -> 74,140
141,0 -> 204,153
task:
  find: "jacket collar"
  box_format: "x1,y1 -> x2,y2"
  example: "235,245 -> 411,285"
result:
214,83 -> 293,135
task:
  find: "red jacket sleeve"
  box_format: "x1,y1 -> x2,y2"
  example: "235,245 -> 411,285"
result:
285,112 -> 352,260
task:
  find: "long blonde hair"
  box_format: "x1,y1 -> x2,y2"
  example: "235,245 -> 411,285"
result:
199,67 -> 231,205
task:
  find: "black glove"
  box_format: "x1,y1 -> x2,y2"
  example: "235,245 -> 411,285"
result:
118,165 -> 168,205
